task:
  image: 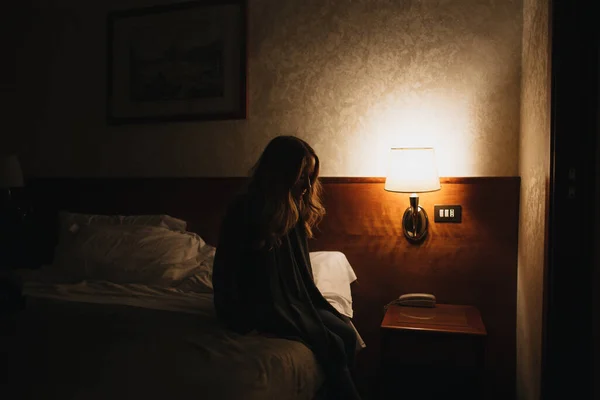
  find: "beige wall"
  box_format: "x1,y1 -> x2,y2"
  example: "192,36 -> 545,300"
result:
516,0 -> 550,399
12,0 -> 522,178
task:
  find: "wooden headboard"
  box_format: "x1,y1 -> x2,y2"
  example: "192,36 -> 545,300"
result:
26,176 -> 519,399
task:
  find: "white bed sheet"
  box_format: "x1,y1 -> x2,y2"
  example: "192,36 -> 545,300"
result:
22,279 -> 215,316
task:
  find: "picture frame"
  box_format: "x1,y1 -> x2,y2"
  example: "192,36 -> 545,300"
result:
107,0 -> 247,125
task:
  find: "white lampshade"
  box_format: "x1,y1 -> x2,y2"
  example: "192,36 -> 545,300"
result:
0,155 -> 24,188
384,148 -> 441,193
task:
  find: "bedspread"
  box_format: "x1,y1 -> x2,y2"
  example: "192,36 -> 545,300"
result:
1,280 -> 324,400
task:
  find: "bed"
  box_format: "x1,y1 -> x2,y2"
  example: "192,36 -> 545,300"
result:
1,211 -> 362,400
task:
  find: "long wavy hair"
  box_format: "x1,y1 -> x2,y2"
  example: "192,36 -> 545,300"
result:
247,136 -> 326,249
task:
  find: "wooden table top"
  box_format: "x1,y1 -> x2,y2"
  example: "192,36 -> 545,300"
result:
381,304 -> 487,336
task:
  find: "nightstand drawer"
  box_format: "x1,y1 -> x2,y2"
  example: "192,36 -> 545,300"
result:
381,330 -> 485,367
379,363 -> 484,400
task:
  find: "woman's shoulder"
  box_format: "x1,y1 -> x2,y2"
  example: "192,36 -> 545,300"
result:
225,192 -> 263,220
223,193 -> 247,221
227,192 -> 248,209
219,193 -> 265,248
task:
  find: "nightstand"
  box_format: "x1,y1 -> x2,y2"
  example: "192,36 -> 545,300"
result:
0,269 -> 24,335
0,211 -> 42,270
379,304 -> 487,399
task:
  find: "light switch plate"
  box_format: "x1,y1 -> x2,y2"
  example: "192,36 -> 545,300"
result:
434,205 -> 462,223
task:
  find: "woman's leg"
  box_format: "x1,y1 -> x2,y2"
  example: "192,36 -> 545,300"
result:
328,366 -> 362,400
316,309 -> 362,400
317,309 -> 358,368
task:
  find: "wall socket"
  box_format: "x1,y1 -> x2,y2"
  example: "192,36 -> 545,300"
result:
434,205 -> 462,223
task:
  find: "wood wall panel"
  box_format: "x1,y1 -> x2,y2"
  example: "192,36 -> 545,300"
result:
26,177 -> 519,399
313,178 -> 519,399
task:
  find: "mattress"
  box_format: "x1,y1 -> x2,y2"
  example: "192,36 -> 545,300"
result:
2,273 -> 324,400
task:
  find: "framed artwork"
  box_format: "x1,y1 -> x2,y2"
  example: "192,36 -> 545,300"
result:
107,0 -> 247,124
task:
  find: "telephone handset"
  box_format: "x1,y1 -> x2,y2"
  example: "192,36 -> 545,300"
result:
387,293 -> 436,308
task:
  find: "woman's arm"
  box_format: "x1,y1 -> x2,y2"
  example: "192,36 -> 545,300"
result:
212,198 -> 252,332
212,196 -> 273,334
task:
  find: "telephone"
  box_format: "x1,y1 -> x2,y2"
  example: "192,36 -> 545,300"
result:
387,293 -> 436,308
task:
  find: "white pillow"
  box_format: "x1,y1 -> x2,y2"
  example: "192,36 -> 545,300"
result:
172,249 -> 358,309
169,249 -> 359,305
52,224 -> 208,285
173,244 -> 216,293
310,251 -> 357,318
58,211 -> 188,233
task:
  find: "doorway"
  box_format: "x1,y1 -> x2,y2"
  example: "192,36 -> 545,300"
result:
542,1 -> 598,399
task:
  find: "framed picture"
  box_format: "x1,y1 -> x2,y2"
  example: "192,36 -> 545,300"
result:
107,0 -> 247,124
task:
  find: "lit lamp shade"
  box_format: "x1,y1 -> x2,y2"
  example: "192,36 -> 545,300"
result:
0,155 -> 24,188
384,148 -> 441,193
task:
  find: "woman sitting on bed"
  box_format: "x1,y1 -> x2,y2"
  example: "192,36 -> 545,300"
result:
213,135 -> 362,400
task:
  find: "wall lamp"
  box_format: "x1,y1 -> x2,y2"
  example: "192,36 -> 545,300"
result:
384,147 -> 441,243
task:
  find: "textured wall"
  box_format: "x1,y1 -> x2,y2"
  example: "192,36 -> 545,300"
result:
595,44 -> 600,400
516,0 -> 550,399
13,0 -> 522,177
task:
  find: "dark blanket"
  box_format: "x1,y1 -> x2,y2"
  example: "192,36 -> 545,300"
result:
212,194 -> 348,371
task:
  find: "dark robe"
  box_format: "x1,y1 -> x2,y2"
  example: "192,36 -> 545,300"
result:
212,193 -> 350,372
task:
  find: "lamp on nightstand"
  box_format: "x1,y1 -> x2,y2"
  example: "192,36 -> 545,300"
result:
0,155 -> 24,209
384,147 -> 441,243
0,155 -> 34,269
0,155 -> 25,215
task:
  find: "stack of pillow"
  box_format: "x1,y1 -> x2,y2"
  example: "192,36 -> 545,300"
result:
52,212 -> 214,289
52,212 -> 357,318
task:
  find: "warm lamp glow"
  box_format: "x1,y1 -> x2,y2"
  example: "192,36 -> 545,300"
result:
384,148 -> 441,193
345,89 -> 476,177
